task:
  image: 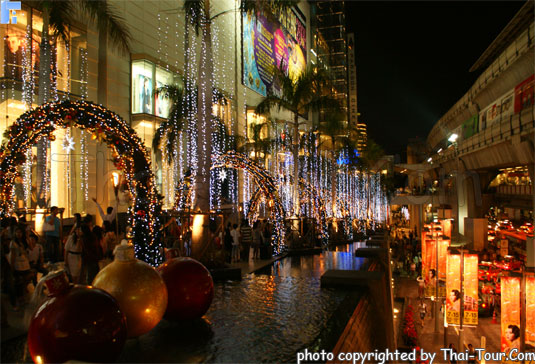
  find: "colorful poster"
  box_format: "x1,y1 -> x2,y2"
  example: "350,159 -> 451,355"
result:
446,253 -> 478,326
132,74 -> 153,114
501,276 -> 521,354
514,74 -> 534,113
242,8 -> 306,96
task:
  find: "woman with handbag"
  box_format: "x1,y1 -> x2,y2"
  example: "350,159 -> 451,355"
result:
64,226 -> 83,283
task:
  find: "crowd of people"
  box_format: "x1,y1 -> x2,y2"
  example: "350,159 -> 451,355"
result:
389,226 -> 422,279
1,200 -> 119,318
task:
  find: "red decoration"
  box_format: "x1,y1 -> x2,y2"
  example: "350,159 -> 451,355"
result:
136,210 -> 146,218
27,271 -> 127,363
158,258 -> 214,321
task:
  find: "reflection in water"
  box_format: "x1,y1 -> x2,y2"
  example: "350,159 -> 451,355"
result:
119,243 -> 369,363
9,243 -> 368,364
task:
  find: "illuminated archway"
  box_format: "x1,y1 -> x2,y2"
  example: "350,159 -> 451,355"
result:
212,152 -> 286,254
0,100 -> 163,265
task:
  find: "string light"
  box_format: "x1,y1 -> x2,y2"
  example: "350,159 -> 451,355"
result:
0,100 -> 164,266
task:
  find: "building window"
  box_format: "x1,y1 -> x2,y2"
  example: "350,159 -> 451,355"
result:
132,60 -> 154,114
132,60 -> 180,118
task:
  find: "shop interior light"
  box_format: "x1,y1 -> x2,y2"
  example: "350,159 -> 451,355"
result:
437,148 -> 442,153
448,133 -> 458,143
427,157 -> 432,162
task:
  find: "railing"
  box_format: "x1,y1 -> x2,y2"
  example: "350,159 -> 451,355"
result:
496,185 -> 533,196
433,104 -> 534,164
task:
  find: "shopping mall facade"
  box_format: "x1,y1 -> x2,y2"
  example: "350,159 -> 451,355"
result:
1,0 -> 342,224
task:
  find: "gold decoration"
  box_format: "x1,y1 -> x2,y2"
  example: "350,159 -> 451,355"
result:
92,244 -> 168,338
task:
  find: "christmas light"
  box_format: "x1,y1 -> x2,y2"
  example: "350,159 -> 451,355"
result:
0,100 -> 164,266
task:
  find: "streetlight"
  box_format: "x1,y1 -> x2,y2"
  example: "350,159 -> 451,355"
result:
448,133 -> 458,143
112,172 -> 120,241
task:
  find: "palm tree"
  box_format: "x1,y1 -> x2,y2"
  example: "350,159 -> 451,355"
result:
255,65 -> 339,215
153,83 -> 187,164
316,109 -> 350,215
183,0 -> 297,213
34,0 -> 131,206
359,138 -> 385,172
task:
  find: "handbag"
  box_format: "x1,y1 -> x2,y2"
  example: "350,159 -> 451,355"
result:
42,217 -> 55,232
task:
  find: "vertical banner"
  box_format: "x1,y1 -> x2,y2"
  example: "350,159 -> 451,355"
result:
446,253 -> 478,326
440,219 -> 452,239
526,276 -> 535,352
424,235 -> 448,298
439,238 -> 449,281
446,254 -> 461,325
501,276 -> 521,354
463,254 -> 478,326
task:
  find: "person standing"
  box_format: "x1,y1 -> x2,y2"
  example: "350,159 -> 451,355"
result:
27,232 -> 47,285
252,221 -> 262,260
80,224 -> 102,284
417,275 -> 425,298
223,223 -> 233,263
92,198 -> 117,225
64,227 -> 83,284
44,207 -> 61,262
230,224 -> 240,263
10,226 -> 31,308
240,220 -> 253,262
418,299 -> 427,328
467,344 -> 476,364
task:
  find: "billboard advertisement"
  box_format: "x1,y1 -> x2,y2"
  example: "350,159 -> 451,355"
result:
242,7 -> 306,96
446,253 -> 478,326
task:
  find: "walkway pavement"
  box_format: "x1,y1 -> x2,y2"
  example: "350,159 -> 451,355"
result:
395,276 -> 502,363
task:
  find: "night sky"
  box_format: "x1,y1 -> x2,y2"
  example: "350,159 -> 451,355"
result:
345,0 -> 526,158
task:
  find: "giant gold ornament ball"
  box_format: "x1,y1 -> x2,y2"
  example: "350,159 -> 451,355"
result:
93,259 -> 168,338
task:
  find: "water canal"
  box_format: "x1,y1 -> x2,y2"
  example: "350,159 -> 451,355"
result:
7,243 -> 369,363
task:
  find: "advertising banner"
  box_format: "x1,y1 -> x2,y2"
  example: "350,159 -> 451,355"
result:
527,276 -> 535,351
446,253 -> 478,326
461,114 -> 479,140
501,276 -> 521,354
514,74 -> 534,113
242,8 -> 306,96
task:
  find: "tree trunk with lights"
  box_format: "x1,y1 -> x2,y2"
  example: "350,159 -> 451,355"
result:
36,7 -> 52,207
192,0 -> 214,259
292,112 -> 300,216
331,135 -> 337,217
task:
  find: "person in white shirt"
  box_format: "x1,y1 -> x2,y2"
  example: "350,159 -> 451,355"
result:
230,224 -> 240,263
92,197 -> 117,224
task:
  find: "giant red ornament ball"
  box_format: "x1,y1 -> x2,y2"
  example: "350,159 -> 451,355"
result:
27,271 -> 127,364
158,257 -> 214,321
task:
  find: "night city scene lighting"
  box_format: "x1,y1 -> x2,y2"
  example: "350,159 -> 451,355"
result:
0,1 -> 533,363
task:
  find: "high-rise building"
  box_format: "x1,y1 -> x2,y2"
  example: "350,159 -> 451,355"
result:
346,32 -> 367,152
313,1 -> 348,123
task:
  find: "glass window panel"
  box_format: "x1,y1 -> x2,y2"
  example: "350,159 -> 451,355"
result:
132,60 -> 154,114
4,7 -> 31,81
70,27 -> 87,96
155,67 -> 174,118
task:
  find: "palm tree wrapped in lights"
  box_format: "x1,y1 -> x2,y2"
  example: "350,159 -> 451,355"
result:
256,65 -> 340,216
34,0 -> 131,207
